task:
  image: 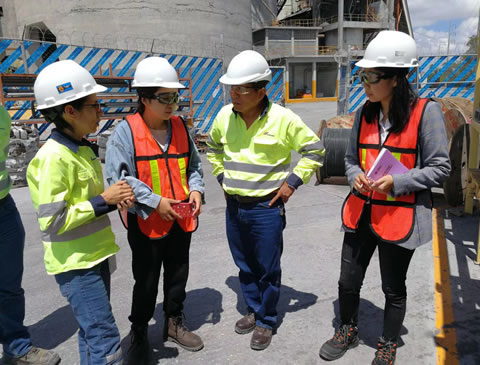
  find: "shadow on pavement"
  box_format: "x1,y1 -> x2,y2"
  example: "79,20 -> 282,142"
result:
119,287 -> 222,363
225,275 -> 318,329
443,209 -> 480,364
27,304 -> 78,349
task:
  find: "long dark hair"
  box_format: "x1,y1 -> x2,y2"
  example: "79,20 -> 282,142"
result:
362,67 -> 418,134
40,96 -> 88,132
135,87 -> 159,115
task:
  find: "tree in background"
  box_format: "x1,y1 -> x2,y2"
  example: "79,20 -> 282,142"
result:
466,34 -> 478,55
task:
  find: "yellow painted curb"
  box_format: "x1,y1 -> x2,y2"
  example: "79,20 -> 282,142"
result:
432,208 -> 459,365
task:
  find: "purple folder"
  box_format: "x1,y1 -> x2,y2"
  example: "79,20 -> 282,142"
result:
366,148 -> 408,181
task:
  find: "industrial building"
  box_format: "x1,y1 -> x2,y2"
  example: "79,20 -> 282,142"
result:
253,0 -> 413,102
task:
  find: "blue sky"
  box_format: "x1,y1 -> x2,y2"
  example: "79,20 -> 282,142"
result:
408,0 -> 479,55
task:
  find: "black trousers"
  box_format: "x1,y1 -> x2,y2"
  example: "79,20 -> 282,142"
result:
338,210 -> 415,341
127,213 -> 191,327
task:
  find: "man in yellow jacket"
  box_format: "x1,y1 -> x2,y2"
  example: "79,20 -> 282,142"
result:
207,50 -> 325,350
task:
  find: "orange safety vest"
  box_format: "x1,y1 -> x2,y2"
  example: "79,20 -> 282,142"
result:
126,113 -> 198,239
341,98 -> 429,243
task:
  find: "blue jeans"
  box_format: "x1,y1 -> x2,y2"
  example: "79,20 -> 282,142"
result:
55,261 -> 122,365
0,194 -> 31,357
226,198 -> 286,329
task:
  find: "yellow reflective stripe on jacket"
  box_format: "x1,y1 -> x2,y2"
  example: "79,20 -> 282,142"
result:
361,148 -> 367,172
385,152 -> 403,202
149,160 -> 161,195
41,215 -> 111,243
178,157 -> 189,196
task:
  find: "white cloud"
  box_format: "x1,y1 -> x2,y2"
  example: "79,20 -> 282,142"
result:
408,0 -> 479,55
408,0 -> 479,27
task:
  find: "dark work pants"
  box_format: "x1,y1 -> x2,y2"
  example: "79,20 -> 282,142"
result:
338,210 -> 415,341
127,214 -> 191,327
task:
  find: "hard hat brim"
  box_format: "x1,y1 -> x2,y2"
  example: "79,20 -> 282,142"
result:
132,81 -> 185,89
355,58 -> 418,68
219,72 -> 272,85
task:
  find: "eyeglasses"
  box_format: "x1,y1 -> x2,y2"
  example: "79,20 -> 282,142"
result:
358,70 -> 392,84
151,92 -> 180,105
228,85 -> 259,95
81,102 -> 105,111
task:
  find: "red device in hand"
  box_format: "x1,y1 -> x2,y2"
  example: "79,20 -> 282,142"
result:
171,202 -> 195,218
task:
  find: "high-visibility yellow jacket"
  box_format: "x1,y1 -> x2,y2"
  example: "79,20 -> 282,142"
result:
0,106 -> 12,199
207,99 -> 324,197
27,130 -> 118,275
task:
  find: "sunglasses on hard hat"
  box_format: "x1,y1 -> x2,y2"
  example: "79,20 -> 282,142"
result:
150,92 -> 180,105
358,70 -> 393,84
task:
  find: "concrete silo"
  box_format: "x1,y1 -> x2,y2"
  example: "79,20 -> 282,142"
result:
1,0 -> 253,61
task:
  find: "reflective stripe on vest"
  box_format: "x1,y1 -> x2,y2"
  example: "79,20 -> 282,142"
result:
126,113 -> 197,239
342,98 -> 429,243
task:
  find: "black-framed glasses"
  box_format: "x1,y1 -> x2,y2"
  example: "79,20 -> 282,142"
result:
228,85 -> 259,95
151,92 -> 180,105
358,70 -> 392,84
81,102 -> 105,111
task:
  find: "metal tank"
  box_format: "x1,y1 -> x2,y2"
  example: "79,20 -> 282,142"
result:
3,0 -> 253,60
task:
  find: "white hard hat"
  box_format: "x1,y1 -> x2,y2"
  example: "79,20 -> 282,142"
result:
34,60 -> 106,110
132,57 -> 185,89
356,30 -> 418,68
220,50 -> 272,85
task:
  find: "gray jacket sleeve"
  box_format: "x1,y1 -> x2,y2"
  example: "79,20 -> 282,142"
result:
391,101 -> 451,196
105,121 -> 160,220
344,109 -> 364,189
186,131 -> 205,194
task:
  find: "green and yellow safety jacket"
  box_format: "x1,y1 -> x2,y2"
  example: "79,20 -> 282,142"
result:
27,130 -> 118,275
207,97 -> 324,197
0,106 -> 12,200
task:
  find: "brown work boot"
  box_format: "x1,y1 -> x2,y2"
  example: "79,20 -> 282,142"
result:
2,347 -> 61,365
235,313 -> 256,334
164,315 -> 204,352
250,326 -> 272,350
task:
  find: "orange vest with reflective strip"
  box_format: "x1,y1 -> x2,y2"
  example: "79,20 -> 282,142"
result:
126,113 -> 197,239
341,99 -> 429,243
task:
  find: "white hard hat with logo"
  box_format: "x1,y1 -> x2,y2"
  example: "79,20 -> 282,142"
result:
132,57 -> 185,89
220,50 -> 272,85
34,60 -> 106,110
356,30 -> 419,68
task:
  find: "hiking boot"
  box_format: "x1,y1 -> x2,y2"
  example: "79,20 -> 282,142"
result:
250,326 -> 273,351
235,313 -> 256,334
3,347 -> 60,365
319,324 -> 359,361
165,315 -> 204,352
127,324 -> 149,365
372,337 -> 397,365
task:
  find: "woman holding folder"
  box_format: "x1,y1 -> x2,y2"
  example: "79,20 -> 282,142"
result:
319,31 -> 451,365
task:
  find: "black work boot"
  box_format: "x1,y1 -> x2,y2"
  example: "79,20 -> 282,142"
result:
127,324 -> 149,365
319,324 -> 360,361
372,337 -> 398,365
164,315 -> 204,352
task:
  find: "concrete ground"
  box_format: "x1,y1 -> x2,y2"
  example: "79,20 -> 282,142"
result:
2,102 -> 480,364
